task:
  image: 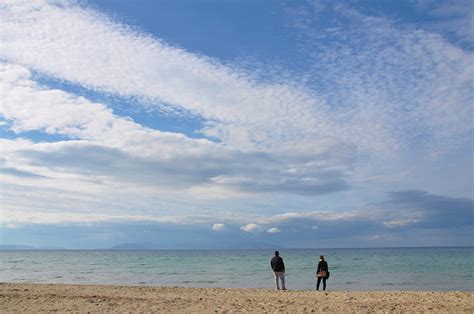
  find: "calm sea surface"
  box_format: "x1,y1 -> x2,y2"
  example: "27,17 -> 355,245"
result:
1,248 -> 473,291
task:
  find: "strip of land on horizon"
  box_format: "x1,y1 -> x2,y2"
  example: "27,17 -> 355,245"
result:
0,283 -> 472,312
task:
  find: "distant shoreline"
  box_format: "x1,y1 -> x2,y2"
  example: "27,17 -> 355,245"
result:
1,283 -> 472,312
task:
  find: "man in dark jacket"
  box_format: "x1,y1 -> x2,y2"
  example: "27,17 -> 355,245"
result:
270,251 -> 286,290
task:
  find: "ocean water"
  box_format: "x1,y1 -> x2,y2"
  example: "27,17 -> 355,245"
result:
1,247 -> 473,291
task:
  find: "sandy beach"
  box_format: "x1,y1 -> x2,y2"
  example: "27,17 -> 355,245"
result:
0,283 -> 472,313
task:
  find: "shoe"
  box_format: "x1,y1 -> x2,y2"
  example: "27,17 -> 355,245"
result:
282,288 -> 287,290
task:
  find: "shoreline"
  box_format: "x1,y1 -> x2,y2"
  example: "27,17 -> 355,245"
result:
1,283 -> 473,312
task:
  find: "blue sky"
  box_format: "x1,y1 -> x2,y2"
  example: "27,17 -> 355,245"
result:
0,0 -> 472,249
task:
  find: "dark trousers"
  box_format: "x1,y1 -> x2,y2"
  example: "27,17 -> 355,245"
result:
316,277 -> 326,290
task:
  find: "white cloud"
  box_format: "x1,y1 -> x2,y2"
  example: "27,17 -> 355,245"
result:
0,63 -> 212,156
0,0 -> 469,175
291,1 -> 473,157
240,223 -> 262,232
1,0 -> 470,203
266,227 -> 281,233
0,0 -> 452,159
0,63 -> 353,197
212,223 -> 226,231
383,219 -> 419,228
0,61 -> 358,227
0,0 -> 332,152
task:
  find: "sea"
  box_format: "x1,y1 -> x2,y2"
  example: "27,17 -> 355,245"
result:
1,247 -> 473,291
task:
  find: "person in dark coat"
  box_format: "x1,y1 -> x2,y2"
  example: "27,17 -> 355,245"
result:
316,255 -> 329,290
270,251 -> 286,290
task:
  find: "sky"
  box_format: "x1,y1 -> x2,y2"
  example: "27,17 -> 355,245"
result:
0,0 -> 473,249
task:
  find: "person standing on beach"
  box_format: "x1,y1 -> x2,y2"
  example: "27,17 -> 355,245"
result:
316,255 -> 329,290
270,251 -> 286,290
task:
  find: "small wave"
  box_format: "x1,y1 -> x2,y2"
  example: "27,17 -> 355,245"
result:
298,267 -> 314,270
179,280 -> 218,284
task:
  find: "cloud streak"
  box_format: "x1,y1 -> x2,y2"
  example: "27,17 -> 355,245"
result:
5,0 -> 467,158
1,0 -> 328,151
0,63 -> 353,200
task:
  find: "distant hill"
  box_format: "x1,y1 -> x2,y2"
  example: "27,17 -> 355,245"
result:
0,244 -> 66,250
109,241 -> 282,250
109,243 -> 158,250
1,242 -> 282,251
0,244 -> 36,250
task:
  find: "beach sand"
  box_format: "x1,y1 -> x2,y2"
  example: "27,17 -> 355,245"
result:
0,283 -> 472,313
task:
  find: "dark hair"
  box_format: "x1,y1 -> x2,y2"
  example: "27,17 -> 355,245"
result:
275,251 -> 280,256
320,255 -> 324,260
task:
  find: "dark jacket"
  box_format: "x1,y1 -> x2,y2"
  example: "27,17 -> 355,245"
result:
317,260 -> 328,274
271,256 -> 285,272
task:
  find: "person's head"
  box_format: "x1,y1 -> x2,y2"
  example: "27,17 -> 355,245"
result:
275,251 -> 280,257
320,255 -> 324,261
